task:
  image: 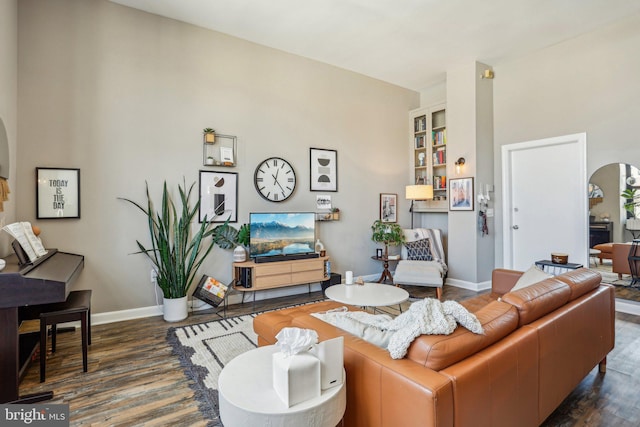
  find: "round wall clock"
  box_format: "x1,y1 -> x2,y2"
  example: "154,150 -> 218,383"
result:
254,157 -> 297,202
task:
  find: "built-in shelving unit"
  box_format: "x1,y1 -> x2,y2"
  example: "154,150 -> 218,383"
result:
410,104 -> 447,212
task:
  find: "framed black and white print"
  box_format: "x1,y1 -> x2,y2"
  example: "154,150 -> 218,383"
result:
310,148 -> 338,192
449,177 -> 474,211
36,167 -> 80,219
380,193 -> 397,222
199,170 -> 238,223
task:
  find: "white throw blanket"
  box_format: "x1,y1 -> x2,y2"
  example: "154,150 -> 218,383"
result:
313,298 -> 484,359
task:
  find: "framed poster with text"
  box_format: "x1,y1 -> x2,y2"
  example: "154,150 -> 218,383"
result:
36,167 -> 81,219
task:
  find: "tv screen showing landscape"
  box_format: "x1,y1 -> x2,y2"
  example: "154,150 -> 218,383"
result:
249,212 -> 316,259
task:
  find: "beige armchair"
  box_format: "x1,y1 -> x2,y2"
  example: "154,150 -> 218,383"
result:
392,228 -> 447,300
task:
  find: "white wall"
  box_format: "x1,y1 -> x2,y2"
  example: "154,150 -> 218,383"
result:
0,0 -> 18,245
17,0 -> 418,314
493,13 -> 640,266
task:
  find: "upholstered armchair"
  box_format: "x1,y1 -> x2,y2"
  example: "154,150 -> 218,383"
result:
392,228 -> 447,300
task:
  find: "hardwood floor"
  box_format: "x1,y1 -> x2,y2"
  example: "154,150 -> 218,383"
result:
18,285 -> 640,426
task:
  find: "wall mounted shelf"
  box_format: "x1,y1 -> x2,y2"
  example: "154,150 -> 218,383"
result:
203,134 -> 237,167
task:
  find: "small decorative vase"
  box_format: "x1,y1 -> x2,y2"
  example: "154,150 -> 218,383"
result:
315,239 -> 325,253
163,296 -> 188,322
233,245 -> 247,262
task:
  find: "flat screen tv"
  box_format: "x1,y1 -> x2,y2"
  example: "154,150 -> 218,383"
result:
249,212 -> 316,260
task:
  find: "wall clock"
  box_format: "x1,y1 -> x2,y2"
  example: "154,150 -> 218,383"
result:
254,157 -> 297,202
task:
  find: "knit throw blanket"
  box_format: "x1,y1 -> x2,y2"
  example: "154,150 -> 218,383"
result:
313,298 -> 483,359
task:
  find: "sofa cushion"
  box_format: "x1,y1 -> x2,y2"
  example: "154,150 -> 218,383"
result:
405,300 -> 518,371
501,278 -> 571,327
555,268 -> 602,301
405,238 -> 433,261
253,300 -> 355,343
510,264 -> 552,292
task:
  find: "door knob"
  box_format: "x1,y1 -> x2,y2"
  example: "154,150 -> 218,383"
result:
512,225 -> 519,230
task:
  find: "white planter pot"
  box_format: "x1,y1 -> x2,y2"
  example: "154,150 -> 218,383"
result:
163,296 -> 188,322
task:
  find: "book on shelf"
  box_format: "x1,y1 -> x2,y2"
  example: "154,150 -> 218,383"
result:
432,129 -> 447,146
433,175 -> 447,190
432,146 -> 446,165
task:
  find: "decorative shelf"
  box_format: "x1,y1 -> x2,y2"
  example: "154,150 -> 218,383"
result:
203,134 -> 237,167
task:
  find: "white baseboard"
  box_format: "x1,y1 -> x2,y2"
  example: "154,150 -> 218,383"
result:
445,278 -> 492,292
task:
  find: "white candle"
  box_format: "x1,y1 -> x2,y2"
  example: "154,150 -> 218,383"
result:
345,271 -> 353,285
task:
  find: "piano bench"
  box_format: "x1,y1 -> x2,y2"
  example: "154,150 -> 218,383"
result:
39,290 -> 92,383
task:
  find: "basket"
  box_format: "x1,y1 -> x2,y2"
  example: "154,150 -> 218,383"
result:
551,253 -> 568,264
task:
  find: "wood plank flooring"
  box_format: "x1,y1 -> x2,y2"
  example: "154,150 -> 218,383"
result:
17,285 -> 640,426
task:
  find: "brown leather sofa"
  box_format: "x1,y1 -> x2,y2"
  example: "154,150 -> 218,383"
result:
253,268 -> 615,427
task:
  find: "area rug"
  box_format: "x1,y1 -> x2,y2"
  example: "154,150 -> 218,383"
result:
589,268 -> 640,302
167,314 -> 259,427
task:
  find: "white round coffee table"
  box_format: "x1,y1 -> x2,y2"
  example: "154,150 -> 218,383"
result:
325,282 -> 409,308
219,345 -> 346,427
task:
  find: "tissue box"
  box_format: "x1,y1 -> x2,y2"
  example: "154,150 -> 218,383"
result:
272,351 -> 320,407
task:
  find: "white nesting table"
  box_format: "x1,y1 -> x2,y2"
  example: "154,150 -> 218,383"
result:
218,345 -> 346,427
325,282 -> 409,309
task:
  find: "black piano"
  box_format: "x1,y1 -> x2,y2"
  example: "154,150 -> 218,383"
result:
0,249 -> 84,403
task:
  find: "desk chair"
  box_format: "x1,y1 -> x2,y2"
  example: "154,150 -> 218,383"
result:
39,290 -> 92,382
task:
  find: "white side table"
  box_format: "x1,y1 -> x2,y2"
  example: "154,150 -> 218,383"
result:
219,345 -> 346,427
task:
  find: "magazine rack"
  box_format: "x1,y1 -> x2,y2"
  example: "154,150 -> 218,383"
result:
192,275 -> 236,319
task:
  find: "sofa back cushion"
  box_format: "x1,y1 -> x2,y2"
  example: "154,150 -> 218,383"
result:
406,300 -> 518,371
555,268 -> 601,301
501,278 -> 571,327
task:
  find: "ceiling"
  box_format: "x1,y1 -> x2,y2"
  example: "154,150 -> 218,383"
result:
110,0 -> 640,91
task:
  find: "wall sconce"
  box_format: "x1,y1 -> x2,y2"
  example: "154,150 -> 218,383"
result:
455,157 -> 465,175
480,69 -> 494,79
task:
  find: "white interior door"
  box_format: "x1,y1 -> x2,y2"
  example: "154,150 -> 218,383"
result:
502,133 -> 588,271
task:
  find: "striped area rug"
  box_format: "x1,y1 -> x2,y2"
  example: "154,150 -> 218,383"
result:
167,314 -> 259,426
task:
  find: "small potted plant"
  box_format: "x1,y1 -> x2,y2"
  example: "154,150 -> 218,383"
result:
331,208 -> 340,220
371,220 -> 405,257
206,156 -> 215,165
203,128 -> 216,144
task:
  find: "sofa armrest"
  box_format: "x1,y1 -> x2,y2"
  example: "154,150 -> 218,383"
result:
292,314 -> 454,427
491,268 -> 523,295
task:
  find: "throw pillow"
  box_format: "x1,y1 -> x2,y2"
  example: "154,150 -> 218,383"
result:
405,238 -> 432,261
510,264 -> 553,292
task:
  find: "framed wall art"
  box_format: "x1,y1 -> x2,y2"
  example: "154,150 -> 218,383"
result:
36,167 -> 80,219
199,170 -> 238,223
310,148 -> 338,192
449,177 -> 474,211
380,193 -> 397,223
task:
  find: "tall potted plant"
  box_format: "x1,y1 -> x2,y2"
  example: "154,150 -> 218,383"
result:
120,180 -> 216,322
371,220 -> 405,257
